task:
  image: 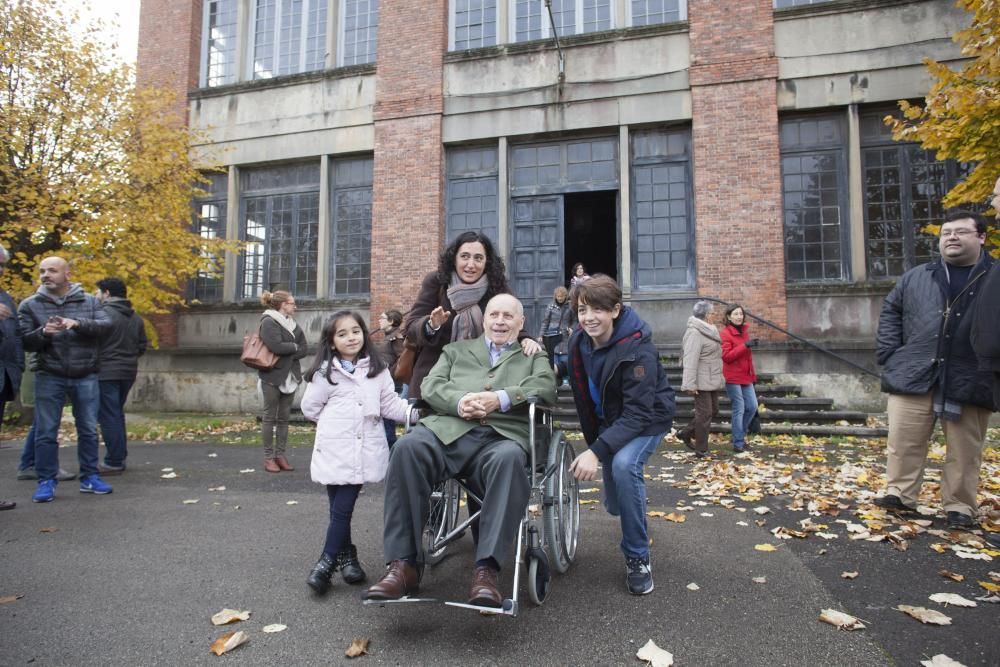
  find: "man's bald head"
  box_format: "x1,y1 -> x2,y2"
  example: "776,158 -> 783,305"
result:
483,293 -> 525,346
39,256 -> 71,296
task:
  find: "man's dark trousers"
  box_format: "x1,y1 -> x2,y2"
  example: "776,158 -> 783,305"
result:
98,379 -> 134,467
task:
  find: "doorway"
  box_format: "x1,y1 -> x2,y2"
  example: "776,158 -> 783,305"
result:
563,191 -> 618,284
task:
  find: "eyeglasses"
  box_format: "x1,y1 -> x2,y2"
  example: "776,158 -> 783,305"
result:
939,229 -> 979,238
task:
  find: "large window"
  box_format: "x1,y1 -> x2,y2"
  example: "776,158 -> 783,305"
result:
452,0 -> 498,50
780,115 -> 850,282
446,146 -> 500,245
631,128 -> 693,288
239,163 -> 321,299
861,112 -> 969,280
192,173 -> 228,303
250,0 -> 328,79
629,0 -> 683,26
340,0 -> 379,66
329,157 -> 374,295
201,0 -> 238,86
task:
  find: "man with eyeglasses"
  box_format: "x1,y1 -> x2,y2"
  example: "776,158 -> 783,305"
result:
0,244 -> 24,510
875,209 -> 996,532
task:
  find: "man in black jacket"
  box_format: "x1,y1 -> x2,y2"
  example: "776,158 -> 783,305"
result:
95,278 -> 148,475
18,257 -> 111,503
875,210 -> 996,531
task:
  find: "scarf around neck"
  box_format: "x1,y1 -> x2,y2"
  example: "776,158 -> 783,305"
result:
263,309 -> 297,335
447,272 -> 488,342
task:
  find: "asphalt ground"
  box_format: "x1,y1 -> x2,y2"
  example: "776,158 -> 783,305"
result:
0,438 -> 997,666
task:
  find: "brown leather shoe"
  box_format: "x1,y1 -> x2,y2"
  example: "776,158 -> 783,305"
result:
363,560 -> 419,600
274,455 -> 294,471
468,565 -> 503,608
263,458 -> 280,473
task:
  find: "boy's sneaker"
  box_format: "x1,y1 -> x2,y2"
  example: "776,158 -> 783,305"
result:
17,466 -> 38,480
79,474 -> 113,495
625,556 -> 654,595
32,479 -> 56,503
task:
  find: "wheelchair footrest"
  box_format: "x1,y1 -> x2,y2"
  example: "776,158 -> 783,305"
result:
362,596 -> 439,606
444,599 -> 517,616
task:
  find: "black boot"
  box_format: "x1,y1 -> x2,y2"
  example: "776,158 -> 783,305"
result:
306,554 -> 335,594
335,544 -> 367,584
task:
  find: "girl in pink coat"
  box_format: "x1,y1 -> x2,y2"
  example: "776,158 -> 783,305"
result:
300,310 -> 412,595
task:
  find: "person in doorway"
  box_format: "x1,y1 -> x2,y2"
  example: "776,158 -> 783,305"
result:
720,304 -> 758,453
570,262 -> 591,289
675,301 -> 724,458
566,275 -> 675,595
94,278 -> 148,475
300,310 -> 412,595
258,290 -> 308,473
0,243 -> 23,510
874,210 -> 995,531
537,286 -> 572,385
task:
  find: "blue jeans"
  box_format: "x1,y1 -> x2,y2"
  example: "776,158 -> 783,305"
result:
99,379 -> 134,467
322,484 -> 362,558
34,373 -> 100,481
725,383 -> 758,449
601,432 -> 667,560
18,422 -> 36,471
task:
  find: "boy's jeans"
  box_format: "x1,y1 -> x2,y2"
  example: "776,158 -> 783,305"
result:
602,432 -> 667,559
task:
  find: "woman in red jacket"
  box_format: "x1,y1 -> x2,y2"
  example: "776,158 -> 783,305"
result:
720,304 -> 758,453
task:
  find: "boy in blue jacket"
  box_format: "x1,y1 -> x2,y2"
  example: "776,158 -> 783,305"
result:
567,275 -> 675,595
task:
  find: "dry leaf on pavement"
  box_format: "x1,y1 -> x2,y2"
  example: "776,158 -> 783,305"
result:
183,499 -> 199,505
345,638 -> 370,658
819,609 -> 865,630
211,608 -> 251,625
928,593 -> 976,608
210,630 -> 249,656
286,501 -> 299,505
979,581 -> 1000,593
161,472 -> 178,479
636,639 -> 674,667
753,506 -> 771,515
161,468 -> 174,472
920,655 -> 967,667
262,624 -> 287,633
209,486 -> 226,491
752,577 -> 767,584
754,544 -> 777,552
239,468 -> 255,474
39,527 -> 59,533
0,594 -> 24,604
686,583 -> 700,591
896,605 -> 952,625
939,570 -> 964,582
664,512 -> 686,523
841,571 -> 859,579
974,594 -> 999,603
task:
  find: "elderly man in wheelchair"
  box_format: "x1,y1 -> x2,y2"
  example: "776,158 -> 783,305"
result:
363,293 -> 560,610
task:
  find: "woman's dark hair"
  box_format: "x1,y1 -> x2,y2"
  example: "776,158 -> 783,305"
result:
571,262 -> 587,276
723,303 -> 746,327
305,310 -> 386,383
436,231 -> 508,295
383,309 -> 403,327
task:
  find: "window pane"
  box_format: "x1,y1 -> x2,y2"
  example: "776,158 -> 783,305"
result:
254,0 -> 327,79
453,0 -> 497,50
550,0 -> 576,37
630,0 -> 681,27
342,0 -> 379,65
192,172 -> 227,302
204,0 -> 238,86
583,0 -> 612,33
515,0 -> 544,41
331,158 -> 374,295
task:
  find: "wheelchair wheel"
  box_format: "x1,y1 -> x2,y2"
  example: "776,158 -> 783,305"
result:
423,479 -> 462,565
543,432 -> 580,574
527,554 -> 551,605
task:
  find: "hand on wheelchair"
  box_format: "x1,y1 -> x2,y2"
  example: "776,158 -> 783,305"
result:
569,449 -> 599,481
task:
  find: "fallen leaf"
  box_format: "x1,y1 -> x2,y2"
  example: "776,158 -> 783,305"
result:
818,548 -> 828,555
686,583 -> 700,591
345,638 -> 370,658
211,608 -> 251,625
736,521 -> 749,527
896,605 -> 952,625
239,468 -> 255,474
39,527 -> 59,533
210,630 -> 249,656
816,532 -> 839,540
0,594 -> 24,604
664,512 -> 686,523
161,467 -> 174,472
979,581 -> 1000,593
955,550 -> 991,561
699,512 -> 714,517
928,593 -> 976,608
819,609 -> 865,631
579,499 -> 599,505
262,624 -> 287,633
841,571 -> 859,579
209,486 -> 226,491
754,544 -> 777,552
752,577 -> 767,584
636,639 -> 674,667
920,654 -> 967,667
939,570 -> 964,582
989,571 -> 1000,582
183,499 -> 200,505
208,453 -> 218,458
286,501 -> 299,506
580,487 -> 600,494
974,594 -> 1000,603
753,506 -> 771,515
161,472 -> 178,479
647,511 -> 667,518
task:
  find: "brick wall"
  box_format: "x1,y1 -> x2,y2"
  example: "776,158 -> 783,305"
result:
369,1 -> 448,325
688,0 -> 787,332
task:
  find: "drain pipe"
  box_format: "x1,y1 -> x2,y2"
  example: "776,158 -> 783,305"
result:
544,0 -> 566,86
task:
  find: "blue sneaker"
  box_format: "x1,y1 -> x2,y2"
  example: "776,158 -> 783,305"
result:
79,474 -> 113,495
32,479 -> 56,503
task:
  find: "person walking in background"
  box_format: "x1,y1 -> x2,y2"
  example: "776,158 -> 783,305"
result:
300,311 -> 412,595
676,301 -> 724,458
258,290 -> 308,474
375,308 -> 406,447
875,210 -> 995,531
537,286 -> 572,385
18,256 -> 111,503
720,304 -> 758,453
94,278 -> 147,475
0,243 -> 23,510
566,275 -> 675,596
570,262 -> 591,289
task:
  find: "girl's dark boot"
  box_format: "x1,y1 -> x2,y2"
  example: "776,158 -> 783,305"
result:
335,544 -> 367,584
306,554 -> 335,594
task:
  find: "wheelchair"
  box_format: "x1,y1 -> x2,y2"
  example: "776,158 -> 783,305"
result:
376,397 -> 580,616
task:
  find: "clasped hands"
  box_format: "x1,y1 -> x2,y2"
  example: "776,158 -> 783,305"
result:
458,391 -> 501,420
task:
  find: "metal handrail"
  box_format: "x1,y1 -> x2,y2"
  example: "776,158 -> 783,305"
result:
683,296 -> 881,379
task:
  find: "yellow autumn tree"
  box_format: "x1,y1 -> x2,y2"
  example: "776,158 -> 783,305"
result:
0,0 -> 236,333
885,0 -> 1000,254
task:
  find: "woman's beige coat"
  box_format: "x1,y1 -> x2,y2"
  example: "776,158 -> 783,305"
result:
680,316 -> 725,392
